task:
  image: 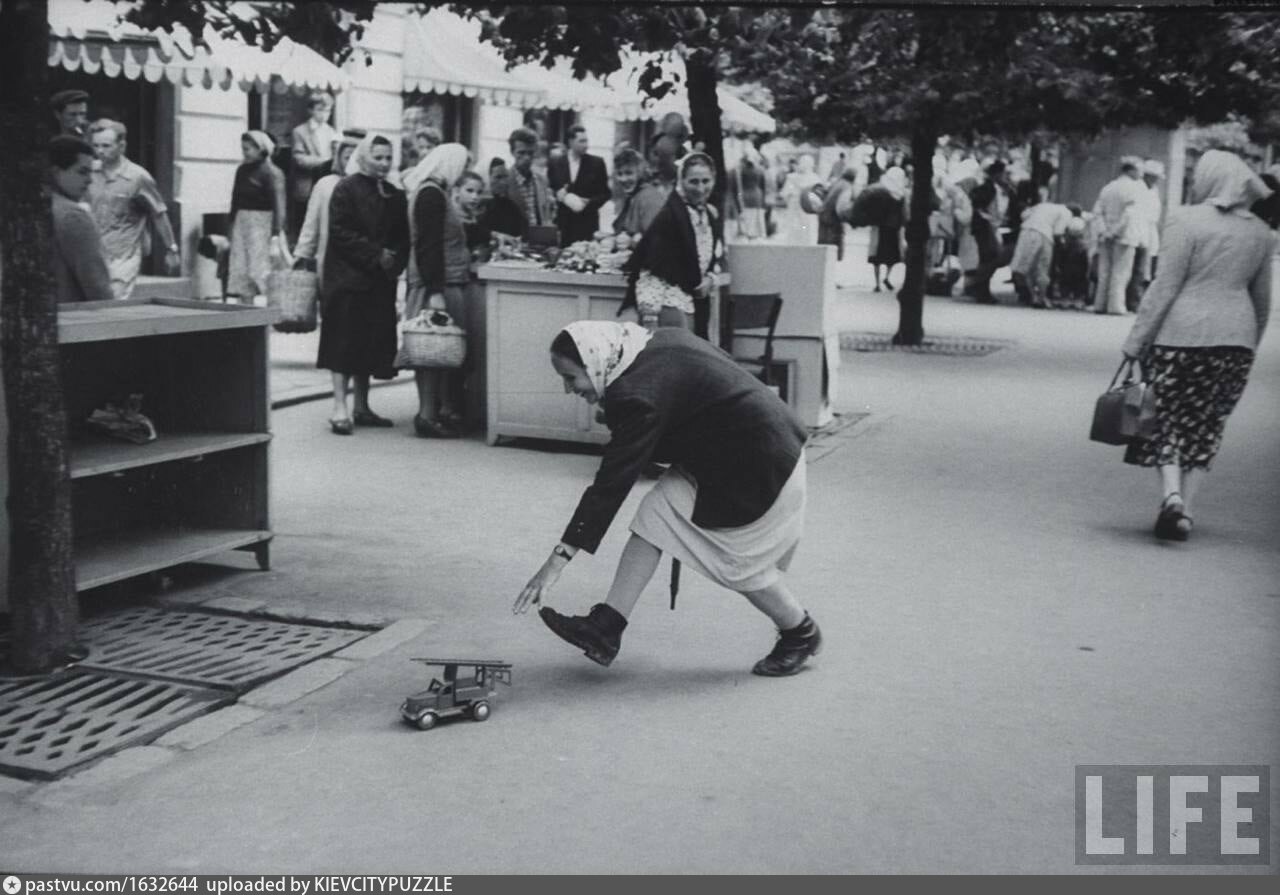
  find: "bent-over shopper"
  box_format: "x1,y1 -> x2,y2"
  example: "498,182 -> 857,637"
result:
513,322 -> 822,677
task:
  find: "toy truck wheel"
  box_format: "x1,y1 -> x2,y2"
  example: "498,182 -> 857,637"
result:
415,711 -> 439,731
471,701 -> 490,722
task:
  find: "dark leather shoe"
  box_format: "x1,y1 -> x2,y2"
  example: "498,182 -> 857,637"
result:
413,415 -> 460,439
752,613 -> 822,677
353,410 -> 394,427
539,603 -> 627,667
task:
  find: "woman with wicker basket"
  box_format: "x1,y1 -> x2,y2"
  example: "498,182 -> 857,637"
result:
315,134 -> 408,435
402,143 -> 473,438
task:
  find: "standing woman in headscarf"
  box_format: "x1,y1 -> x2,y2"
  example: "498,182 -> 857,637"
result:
293,129 -> 362,288
869,166 -> 907,292
780,153 -> 821,244
514,321 -> 821,678
316,134 -> 408,435
618,151 -> 725,338
402,142 -> 472,438
1119,150 -> 1273,541
228,130 -> 286,302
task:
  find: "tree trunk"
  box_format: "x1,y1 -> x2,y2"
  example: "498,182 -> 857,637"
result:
894,125 -> 936,346
683,50 -> 726,215
0,0 -> 80,673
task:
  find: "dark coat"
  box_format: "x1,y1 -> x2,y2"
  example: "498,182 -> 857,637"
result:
548,151 -> 611,245
620,189 -> 725,316
561,328 -> 809,554
317,173 -> 408,375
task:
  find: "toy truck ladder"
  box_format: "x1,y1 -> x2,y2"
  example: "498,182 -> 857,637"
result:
412,658 -> 512,687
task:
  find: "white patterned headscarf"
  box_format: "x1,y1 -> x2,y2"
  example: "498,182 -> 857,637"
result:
559,321 -> 653,399
1189,150 -> 1272,216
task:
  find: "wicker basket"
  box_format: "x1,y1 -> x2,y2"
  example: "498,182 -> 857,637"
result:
267,269 -> 319,333
399,311 -> 467,369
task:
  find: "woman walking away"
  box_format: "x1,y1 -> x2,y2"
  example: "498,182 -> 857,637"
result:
513,322 -> 821,677
402,143 -> 472,438
869,166 -> 907,291
618,152 -> 725,337
228,131 -> 286,303
1119,150 -> 1273,541
316,134 -> 408,435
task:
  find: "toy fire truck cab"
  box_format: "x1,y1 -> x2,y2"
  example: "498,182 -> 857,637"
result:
400,658 -> 512,730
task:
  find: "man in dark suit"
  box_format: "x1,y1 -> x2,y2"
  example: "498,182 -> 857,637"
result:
548,124 -> 611,246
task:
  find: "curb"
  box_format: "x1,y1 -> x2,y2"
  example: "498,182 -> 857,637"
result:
270,376 -> 411,411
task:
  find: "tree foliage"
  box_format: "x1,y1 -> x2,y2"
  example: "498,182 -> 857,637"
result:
733,7 -> 1280,343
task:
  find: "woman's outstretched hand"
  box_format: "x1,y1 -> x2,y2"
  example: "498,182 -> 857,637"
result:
513,553 -> 567,614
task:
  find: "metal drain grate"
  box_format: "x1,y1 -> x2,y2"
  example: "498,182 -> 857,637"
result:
79,607 -> 367,690
0,671 -> 233,780
839,331 -> 1013,356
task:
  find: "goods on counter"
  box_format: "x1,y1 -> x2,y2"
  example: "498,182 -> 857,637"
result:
548,236 -> 633,275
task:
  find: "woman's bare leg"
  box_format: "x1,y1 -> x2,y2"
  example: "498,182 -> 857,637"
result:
603,534 -> 662,618
414,369 -> 439,421
330,373 -> 350,422
741,578 -> 806,631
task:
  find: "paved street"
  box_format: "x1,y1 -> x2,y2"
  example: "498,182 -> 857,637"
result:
1,248 -> 1277,873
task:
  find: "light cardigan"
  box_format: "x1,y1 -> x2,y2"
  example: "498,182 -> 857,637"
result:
293,172 -> 340,289
1122,204 -> 1273,357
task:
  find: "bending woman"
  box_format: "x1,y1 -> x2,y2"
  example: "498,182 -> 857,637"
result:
1120,150 -> 1273,540
513,322 -> 822,677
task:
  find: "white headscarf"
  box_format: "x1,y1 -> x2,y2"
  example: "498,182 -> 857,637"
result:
345,133 -> 391,179
242,130 -> 274,161
880,166 -> 907,201
403,142 -> 470,203
1189,150 -> 1272,216
559,321 -> 653,399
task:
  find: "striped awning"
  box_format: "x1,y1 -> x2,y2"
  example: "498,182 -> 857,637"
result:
47,0 -> 348,94
403,9 -> 545,109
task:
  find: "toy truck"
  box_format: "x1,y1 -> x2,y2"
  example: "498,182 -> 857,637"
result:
400,658 -> 512,730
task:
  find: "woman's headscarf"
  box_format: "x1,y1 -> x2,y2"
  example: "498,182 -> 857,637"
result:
880,166 -> 907,201
241,130 -> 274,161
559,321 -> 653,399
345,133 -> 393,179
328,132 -> 361,170
677,151 -> 717,182
403,143 -> 470,203
1189,150 -> 1272,215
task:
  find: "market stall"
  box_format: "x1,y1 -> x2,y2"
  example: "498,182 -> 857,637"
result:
477,236 -> 725,445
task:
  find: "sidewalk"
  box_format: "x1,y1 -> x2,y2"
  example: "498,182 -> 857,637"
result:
2,265 -> 1277,873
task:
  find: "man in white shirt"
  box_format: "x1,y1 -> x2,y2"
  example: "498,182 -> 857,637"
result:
289,92 -> 339,244
1127,158 -> 1164,311
1091,157 -> 1147,315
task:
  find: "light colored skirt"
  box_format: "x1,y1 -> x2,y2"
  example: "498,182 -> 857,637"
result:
228,210 -> 273,299
736,207 -> 767,240
630,451 -> 806,592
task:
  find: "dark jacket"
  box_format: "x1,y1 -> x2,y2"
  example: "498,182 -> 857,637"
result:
548,151 -> 611,245
619,188 -> 725,315
322,174 -> 408,298
561,328 -> 808,554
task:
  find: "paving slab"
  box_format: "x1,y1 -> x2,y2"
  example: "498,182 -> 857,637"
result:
155,705 -> 267,751
237,658 -> 356,710
332,618 -> 432,661
30,746 -> 176,806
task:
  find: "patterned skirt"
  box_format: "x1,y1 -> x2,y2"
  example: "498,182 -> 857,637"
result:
1123,345 -> 1255,471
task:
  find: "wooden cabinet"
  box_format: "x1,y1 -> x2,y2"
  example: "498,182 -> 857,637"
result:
58,298 -> 274,591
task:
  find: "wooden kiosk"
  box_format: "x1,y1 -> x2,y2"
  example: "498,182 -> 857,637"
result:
58,298 -> 274,592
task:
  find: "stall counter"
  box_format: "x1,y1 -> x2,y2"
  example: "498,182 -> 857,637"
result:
477,262 -> 724,446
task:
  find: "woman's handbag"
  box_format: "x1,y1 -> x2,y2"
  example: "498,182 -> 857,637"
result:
397,309 -> 467,369
1090,359 -> 1157,445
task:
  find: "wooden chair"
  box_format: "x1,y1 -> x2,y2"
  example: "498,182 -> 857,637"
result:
724,292 -> 783,386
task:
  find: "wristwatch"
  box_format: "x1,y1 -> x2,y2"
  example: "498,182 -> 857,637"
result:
167,244 -> 179,253
552,544 -> 573,561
